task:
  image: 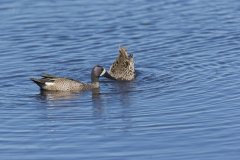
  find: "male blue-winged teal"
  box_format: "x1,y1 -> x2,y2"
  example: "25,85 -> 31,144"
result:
108,47 -> 135,81
31,65 -> 115,91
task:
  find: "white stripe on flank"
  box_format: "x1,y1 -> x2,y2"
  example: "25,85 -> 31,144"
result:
45,82 -> 54,86
100,68 -> 106,76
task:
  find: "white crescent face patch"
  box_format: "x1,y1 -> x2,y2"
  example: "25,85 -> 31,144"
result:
100,68 -> 106,76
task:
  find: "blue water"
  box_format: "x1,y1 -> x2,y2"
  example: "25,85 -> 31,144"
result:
1,0 -> 240,159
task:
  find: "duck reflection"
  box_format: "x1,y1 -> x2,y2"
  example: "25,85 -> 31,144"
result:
36,83 -> 135,133
91,88 -> 105,117
39,88 -> 102,101
39,90 -> 82,101
114,81 -> 135,106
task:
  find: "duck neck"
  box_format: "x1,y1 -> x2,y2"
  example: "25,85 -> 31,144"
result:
91,72 -> 99,83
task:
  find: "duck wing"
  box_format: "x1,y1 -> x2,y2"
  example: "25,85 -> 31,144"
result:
41,73 -> 83,84
41,73 -> 58,78
30,77 -> 55,88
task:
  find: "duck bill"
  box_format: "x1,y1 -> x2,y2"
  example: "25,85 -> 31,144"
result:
102,72 -> 116,80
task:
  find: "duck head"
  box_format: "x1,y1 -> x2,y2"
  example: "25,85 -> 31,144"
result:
91,65 -> 116,82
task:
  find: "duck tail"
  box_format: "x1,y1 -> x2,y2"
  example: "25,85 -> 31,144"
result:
119,47 -> 128,58
30,78 -> 44,87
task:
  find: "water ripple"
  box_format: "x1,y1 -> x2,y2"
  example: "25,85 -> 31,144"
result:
1,0 -> 240,160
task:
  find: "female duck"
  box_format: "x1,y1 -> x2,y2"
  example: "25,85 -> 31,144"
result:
108,47 -> 135,81
31,65 -> 115,91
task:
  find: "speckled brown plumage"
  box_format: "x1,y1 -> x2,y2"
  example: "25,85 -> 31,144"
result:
31,77 -> 99,91
31,65 -> 110,91
109,47 -> 135,81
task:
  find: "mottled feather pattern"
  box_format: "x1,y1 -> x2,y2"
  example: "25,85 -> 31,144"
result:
31,66 -> 106,91
42,78 -> 79,91
35,77 -> 99,91
109,47 -> 135,81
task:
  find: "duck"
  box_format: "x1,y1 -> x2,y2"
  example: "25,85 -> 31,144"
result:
31,65 -> 115,91
108,47 -> 135,81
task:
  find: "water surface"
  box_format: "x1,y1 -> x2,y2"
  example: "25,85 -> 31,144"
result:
1,0 -> 240,159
